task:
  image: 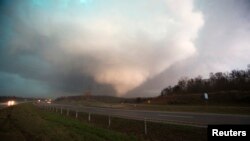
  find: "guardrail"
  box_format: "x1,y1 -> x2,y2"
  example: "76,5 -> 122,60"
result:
35,102 -> 205,135
35,103 -> 152,134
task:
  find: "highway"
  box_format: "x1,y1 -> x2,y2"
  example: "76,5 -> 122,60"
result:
0,101 -> 29,109
38,103 -> 250,127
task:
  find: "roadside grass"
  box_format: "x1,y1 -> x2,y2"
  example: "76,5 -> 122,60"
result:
0,103 -> 137,141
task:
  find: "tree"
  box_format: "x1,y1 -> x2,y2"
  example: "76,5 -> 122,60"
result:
160,64 -> 250,96
177,77 -> 188,93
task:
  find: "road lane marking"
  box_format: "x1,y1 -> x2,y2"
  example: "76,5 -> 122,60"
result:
158,114 -> 193,118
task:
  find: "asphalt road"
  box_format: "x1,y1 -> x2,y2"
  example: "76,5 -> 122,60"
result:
39,103 -> 250,127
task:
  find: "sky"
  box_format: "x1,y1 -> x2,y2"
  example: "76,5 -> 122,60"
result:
0,0 -> 249,98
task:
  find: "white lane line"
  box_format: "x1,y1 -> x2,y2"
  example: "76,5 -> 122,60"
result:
158,114 -> 193,118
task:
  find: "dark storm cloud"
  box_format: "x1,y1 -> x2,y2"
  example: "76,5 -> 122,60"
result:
0,0 -> 204,97
1,0 -> 249,97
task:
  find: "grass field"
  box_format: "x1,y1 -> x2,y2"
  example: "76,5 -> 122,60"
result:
0,103 -> 207,141
0,103 -> 136,141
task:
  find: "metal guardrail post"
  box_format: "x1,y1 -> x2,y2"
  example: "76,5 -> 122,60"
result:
67,109 -> 69,116
61,107 -> 63,115
144,118 -> 147,135
108,116 -> 111,127
88,113 -> 91,122
76,111 -> 78,118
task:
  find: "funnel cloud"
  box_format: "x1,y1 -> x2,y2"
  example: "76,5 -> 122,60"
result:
1,0 -> 249,97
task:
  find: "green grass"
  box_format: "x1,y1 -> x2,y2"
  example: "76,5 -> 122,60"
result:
0,103 -> 136,141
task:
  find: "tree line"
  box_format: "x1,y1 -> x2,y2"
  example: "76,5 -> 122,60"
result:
161,65 -> 250,96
